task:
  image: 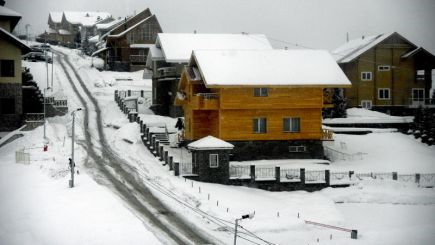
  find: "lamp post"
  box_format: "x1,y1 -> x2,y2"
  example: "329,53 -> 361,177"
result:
234,213 -> 255,245
43,87 -> 51,140
70,108 -> 82,188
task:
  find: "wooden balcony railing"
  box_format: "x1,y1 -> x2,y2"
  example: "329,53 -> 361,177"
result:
191,93 -> 219,110
130,55 -> 147,63
408,98 -> 435,108
321,129 -> 334,141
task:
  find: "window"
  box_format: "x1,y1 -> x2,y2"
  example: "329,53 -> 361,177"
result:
0,60 -> 14,77
361,100 -> 372,109
0,98 -> 15,114
209,154 -> 219,168
253,118 -> 267,133
417,70 -> 425,80
361,72 -> 372,81
253,88 -> 268,97
283,117 -> 300,132
378,88 -> 390,100
412,88 -> 425,102
289,145 -> 306,153
378,65 -> 391,71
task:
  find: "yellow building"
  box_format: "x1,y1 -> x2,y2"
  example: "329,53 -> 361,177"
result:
175,49 -> 351,160
0,4 -> 31,130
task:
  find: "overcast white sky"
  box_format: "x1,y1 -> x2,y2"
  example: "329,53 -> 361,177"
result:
6,0 -> 435,53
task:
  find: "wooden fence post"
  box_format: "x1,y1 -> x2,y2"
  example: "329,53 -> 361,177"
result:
169,156 -> 173,170
159,146 -> 164,161
416,173 -> 420,184
127,89 -> 131,96
164,151 -> 169,165
114,90 -> 118,102
140,120 -> 143,133
392,172 -> 398,180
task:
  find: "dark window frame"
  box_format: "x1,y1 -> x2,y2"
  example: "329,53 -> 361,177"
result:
0,60 -> 15,77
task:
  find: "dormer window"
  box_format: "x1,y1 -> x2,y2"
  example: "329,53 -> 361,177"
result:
254,88 -> 268,97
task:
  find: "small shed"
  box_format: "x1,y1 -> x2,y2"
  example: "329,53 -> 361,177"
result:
187,136 -> 234,184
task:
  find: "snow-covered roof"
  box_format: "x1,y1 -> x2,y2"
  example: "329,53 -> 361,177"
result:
157,33 -> 273,63
332,32 -> 395,63
59,29 -> 71,35
91,47 -> 109,57
401,47 -> 435,59
88,35 -> 99,43
96,18 -> 123,30
188,136 -> 234,150
0,27 -> 31,53
0,5 -> 21,17
130,44 -> 163,59
191,49 -> 352,87
63,11 -> 111,27
48,12 -> 62,23
108,15 -> 154,38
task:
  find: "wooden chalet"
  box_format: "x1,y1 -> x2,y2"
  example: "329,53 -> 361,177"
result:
147,33 -> 273,117
175,49 -> 351,160
0,4 -> 31,130
100,8 -> 162,71
44,11 -> 112,48
332,32 -> 435,114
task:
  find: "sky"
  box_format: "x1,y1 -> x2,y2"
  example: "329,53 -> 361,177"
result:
6,0 -> 435,53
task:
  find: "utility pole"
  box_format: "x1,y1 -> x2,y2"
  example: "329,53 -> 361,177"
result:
25,24 -> 30,44
70,108 -> 82,188
234,213 -> 255,245
43,87 -> 51,140
51,50 -> 54,89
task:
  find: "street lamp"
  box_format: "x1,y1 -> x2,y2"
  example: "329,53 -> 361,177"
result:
70,108 -> 82,188
234,213 -> 255,245
43,87 -> 51,141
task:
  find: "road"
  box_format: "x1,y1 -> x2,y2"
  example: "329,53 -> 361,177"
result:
55,50 -> 212,245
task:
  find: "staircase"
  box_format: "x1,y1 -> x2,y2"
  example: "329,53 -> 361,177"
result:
154,132 -> 170,145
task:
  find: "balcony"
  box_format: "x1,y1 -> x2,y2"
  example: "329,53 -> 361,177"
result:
130,55 -> 147,63
407,98 -> 435,108
321,129 -> 334,141
191,93 -> 219,110
155,67 -> 178,79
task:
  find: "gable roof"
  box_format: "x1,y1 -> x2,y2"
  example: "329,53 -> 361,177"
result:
157,33 -> 273,63
191,49 -> 351,87
107,15 -> 155,38
0,5 -> 21,30
188,135 -> 234,150
108,8 -> 152,36
62,11 -> 111,27
401,47 -> 435,59
0,27 -> 31,53
48,12 -> 63,24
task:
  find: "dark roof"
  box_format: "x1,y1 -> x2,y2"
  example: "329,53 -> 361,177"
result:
0,27 -> 31,53
0,5 -> 21,30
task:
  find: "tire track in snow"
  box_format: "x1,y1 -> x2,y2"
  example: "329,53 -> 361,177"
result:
56,51 -> 211,245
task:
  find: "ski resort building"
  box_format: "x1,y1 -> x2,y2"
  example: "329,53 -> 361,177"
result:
147,33 -> 273,117
0,4 -> 31,130
332,32 -> 435,114
93,8 -> 162,72
175,49 -> 351,160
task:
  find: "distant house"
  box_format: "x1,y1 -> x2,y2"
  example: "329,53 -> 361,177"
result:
0,4 -> 31,131
174,49 -> 351,160
44,11 -> 112,48
146,33 -> 274,117
332,32 -> 435,113
94,8 -> 162,72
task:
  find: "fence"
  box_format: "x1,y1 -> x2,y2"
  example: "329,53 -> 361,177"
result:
324,145 -> 367,161
15,148 -> 30,164
228,165 -> 435,188
25,113 -> 44,122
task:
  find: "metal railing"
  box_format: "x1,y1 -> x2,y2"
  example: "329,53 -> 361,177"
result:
255,167 -> 275,179
280,168 -> 300,181
408,98 -> 435,108
305,170 -> 326,183
324,145 -> 367,161
322,129 -> 334,141
25,113 -> 44,122
330,171 -> 350,184
229,165 -> 251,179
130,55 -> 147,63
54,99 -> 68,107
156,67 -> 177,78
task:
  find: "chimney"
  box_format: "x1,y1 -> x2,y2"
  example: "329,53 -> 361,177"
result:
0,0 -> 5,6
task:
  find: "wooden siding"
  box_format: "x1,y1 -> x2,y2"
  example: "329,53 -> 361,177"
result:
343,33 -> 429,107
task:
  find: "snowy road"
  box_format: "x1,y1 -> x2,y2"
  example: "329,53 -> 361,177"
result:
55,50 -> 212,245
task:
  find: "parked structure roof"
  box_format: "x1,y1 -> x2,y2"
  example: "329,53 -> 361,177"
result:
0,27 -> 31,53
157,33 -> 273,63
191,49 -> 351,87
188,135 -> 234,150
63,11 -> 111,27
48,12 -> 63,23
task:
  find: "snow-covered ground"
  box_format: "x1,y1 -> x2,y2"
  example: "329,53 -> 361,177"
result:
323,108 -> 414,124
1,45 -> 435,245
